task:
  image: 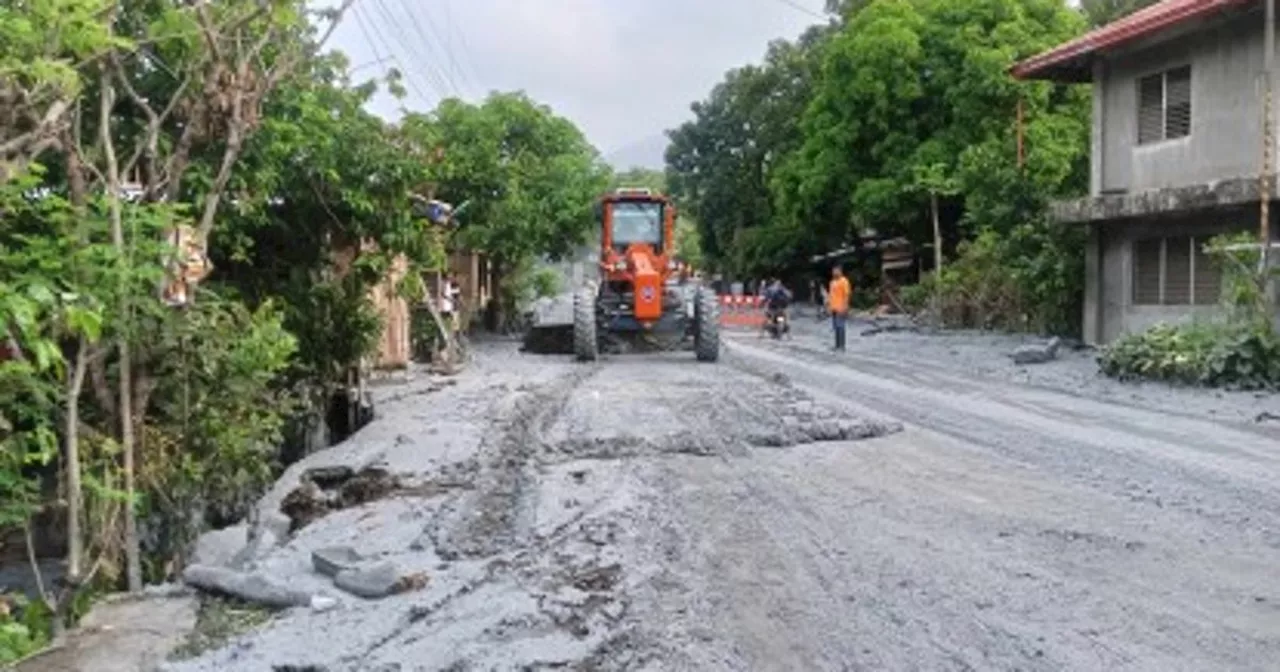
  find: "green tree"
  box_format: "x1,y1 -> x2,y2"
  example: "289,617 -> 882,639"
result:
612,167 -> 665,192
666,25 -> 829,274
780,0 -> 1086,239
1,0 -> 609,650
214,51 -> 443,416
0,0 -> 121,182
402,93 -> 610,322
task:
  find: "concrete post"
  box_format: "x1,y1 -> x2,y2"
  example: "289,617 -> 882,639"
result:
1083,224 -> 1103,345
1091,60 -> 1106,197
1266,0 -> 1277,283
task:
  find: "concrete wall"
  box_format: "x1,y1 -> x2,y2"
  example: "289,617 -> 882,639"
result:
1091,209 -> 1257,344
1096,11 -> 1271,195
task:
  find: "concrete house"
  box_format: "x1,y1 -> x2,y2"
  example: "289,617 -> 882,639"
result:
1013,0 -> 1280,344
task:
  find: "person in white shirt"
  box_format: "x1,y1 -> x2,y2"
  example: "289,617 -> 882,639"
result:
439,276 -> 461,335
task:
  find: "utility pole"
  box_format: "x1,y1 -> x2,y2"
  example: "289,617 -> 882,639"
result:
1263,0 -> 1275,276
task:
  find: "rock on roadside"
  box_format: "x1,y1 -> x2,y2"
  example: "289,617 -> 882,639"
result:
311,546 -> 364,578
182,564 -> 313,609
332,561 -> 406,599
1011,336 -> 1062,365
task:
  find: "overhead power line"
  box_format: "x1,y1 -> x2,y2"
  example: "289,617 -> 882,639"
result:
401,0 -> 476,97
352,3 -> 433,107
445,6 -> 486,97
366,0 -> 455,101
768,0 -> 826,19
394,0 -> 463,97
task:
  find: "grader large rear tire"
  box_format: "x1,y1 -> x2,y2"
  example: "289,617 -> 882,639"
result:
693,287 -> 720,363
573,289 -> 598,362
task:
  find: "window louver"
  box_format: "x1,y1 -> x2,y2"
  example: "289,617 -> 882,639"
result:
1165,66 -> 1192,139
1163,236 -> 1192,305
1136,66 -> 1191,145
1192,238 -> 1221,305
1133,238 -> 1162,305
1137,73 -> 1165,145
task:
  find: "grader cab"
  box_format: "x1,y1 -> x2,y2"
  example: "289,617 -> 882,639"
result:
572,188 -> 719,362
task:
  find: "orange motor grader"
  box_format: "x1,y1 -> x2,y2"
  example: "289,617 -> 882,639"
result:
572,188 -> 719,362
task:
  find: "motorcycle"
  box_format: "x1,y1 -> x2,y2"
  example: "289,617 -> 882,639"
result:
764,307 -> 790,339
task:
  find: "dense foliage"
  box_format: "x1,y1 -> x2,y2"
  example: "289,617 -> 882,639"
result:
666,0 -> 1093,332
0,0 -> 605,655
399,94 -> 611,325
1100,235 -> 1280,390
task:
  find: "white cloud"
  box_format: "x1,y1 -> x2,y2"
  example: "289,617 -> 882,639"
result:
329,0 -> 821,164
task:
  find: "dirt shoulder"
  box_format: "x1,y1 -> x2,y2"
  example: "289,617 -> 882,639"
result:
781,311 -> 1278,426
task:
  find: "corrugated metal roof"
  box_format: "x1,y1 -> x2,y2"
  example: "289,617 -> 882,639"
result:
1011,0 -> 1256,81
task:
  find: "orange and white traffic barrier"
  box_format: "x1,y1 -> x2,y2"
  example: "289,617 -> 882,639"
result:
718,295 -> 766,328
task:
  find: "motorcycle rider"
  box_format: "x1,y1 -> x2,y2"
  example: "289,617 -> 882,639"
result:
760,277 -> 793,338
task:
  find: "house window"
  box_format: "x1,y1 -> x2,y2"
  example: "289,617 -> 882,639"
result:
1137,65 -> 1192,145
1132,235 -> 1220,306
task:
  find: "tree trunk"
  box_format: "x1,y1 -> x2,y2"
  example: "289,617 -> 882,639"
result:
490,258 -> 510,333
930,192 -> 943,327
101,74 -> 143,593
64,338 -> 88,586
63,125 -> 89,591
196,101 -> 245,240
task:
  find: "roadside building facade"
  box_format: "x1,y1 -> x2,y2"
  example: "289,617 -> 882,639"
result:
1013,0 -> 1279,344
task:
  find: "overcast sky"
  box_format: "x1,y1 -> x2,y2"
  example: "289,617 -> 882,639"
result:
329,0 -> 823,167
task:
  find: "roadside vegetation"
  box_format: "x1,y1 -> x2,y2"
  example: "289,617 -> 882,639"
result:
667,0 -> 1280,386
0,0 -> 606,661
665,0 -> 1162,335
1100,234 -> 1280,390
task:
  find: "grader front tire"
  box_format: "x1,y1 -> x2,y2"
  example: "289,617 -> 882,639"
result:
573,289 -> 598,362
694,288 -> 720,363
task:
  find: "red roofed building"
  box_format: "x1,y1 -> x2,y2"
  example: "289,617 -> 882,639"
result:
1013,0 -> 1279,344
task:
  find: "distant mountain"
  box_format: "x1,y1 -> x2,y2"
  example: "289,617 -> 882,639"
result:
604,133 -> 669,171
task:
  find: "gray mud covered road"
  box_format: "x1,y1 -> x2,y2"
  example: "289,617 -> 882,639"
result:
168,332 -> 1280,672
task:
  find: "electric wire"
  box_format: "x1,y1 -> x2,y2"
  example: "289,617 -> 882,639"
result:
352,2 -> 434,107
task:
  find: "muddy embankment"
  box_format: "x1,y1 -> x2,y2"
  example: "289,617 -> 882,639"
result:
157,340 -> 897,671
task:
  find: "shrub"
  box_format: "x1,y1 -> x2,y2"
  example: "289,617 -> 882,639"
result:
898,281 -> 932,314
923,222 -> 1084,335
0,594 -> 49,664
1099,322 -> 1280,390
1098,233 -> 1280,390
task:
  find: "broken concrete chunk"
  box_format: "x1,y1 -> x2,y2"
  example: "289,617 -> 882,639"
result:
1011,336 -> 1062,365
182,564 -> 312,609
280,467 -> 404,533
189,523 -> 248,568
312,546 -> 363,578
230,519 -> 285,570
302,465 -> 356,489
333,561 -> 406,599
337,467 -> 399,507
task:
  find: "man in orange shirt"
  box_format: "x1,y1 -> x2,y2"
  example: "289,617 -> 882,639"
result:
828,265 -> 852,351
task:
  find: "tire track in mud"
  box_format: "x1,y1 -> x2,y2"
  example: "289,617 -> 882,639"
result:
340,363 -> 637,669
726,338 -> 1280,553
353,350 -> 908,670
423,364 -> 601,561
622,340 -> 1280,670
